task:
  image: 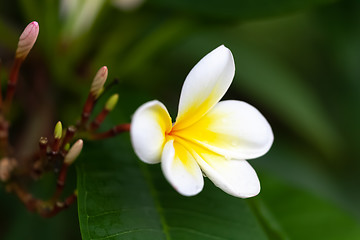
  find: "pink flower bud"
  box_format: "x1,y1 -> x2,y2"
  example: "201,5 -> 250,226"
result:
15,21 -> 39,60
90,66 -> 108,97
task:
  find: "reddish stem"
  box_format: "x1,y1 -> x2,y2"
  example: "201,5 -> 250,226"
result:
90,123 -> 130,140
60,126 -> 76,154
51,164 -> 68,202
90,109 -> 109,131
42,192 -> 77,218
0,116 -> 9,154
51,138 -> 61,154
39,137 -> 48,157
0,60 -> 3,108
9,180 -> 77,218
4,58 -> 23,113
80,94 -> 96,127
10,183 -> 39,212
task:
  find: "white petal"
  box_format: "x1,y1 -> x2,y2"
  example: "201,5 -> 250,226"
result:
130,100 -> 172,164
161,140 -> 204,196
175,100 -> 273,160
194,150 -> 260,198
173,45 -> 235,131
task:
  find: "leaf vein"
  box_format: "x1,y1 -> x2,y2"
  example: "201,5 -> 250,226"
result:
168,226 -> 229,240
87,206 -> 155,219
140,164 -> 172,240
163,207 -> 241,226
89,228 -> 163,240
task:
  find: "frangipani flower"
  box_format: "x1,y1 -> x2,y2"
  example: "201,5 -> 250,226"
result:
130,45 -> 273,198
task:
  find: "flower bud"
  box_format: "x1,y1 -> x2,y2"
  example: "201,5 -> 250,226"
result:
90,66 -> 108,97
54,121 -> 63,139
64,143 -> 70,152
64,139 -> 83,165
105,94 -> 119,111
15,21 -> 39,60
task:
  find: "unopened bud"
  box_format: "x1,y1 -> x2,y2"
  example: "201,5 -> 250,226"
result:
105,94 -> 119,111
64,139 -> 83,165
15,21 -> 39,60
64,143 -> 70,152
90,66 -> 108,97
54,121 -> 63,139
96,87 -> 104,98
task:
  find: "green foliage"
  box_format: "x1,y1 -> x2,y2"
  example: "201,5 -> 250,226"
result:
77,138 -> 268,240
148,0 -> 338,20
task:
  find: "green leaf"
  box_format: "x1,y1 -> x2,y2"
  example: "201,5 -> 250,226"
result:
114,17 -> 195,80
259,140 -> 356,211
260,174 -> 360,240
230,42 -> 341,157
251,136 -> 360,239
0,19 -> 18,50
147,0 -> 338,20
77,136 -> 269,240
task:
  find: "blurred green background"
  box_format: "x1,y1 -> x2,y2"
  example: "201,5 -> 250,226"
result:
1,0 -> 360,239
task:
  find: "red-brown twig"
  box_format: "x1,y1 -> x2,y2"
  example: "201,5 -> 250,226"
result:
39,137 -> 48,159
9,182 -> 77,218
80,94 -> 96,127
0,59 -> 3,108
60,126 -> 76,154
42,191 -> 77,218
51,164 -> 69,202
90,109 -> 109,131
9,183 -> 40,212
51,138 -> 61,155
89,123 -> 130,140
4,58 -> 23,113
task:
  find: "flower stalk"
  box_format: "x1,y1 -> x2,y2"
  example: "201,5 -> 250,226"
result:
90,123 -> 130,140
60,126 -> 77,154
90,94 -> 119,131
51,140 -> 82,204
37,137 -> 49,174
4,21 -> 39,114
0,60 -> 2,107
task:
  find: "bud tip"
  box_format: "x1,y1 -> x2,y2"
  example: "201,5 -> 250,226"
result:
16,21 -> 40,60
90,66 -> 108,97
64,143 -> 70,152
54,121 -> 63,139
105,94 -> 119,111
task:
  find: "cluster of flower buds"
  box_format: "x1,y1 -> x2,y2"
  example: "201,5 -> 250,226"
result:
0,21 -> 130,217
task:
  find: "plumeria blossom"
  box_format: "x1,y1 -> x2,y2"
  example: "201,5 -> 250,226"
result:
130,45 -> 273,198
